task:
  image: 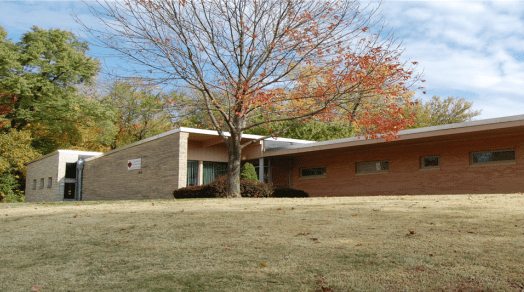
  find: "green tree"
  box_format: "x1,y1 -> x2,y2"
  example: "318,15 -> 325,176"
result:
0,129 -> 40,202
0,25 -> 104,200
80,78 -> 179,150
240,163 -> 259,183
0,25 -> 101,153
406,96 -> 481,129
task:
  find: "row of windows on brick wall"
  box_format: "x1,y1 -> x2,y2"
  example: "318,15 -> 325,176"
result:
32,177 -> 53,190
300,149 -> 517,178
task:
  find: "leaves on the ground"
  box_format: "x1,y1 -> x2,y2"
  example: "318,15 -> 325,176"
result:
413,265 -> 426,271
30,285 -> 42,291
259,262 -> 266,267
406,230 -> 416,236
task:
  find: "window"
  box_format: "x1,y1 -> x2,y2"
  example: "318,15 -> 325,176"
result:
356,160 -> 389,174
32,179 -> 36,190
187,161 -> 199,186
421,156 -> 440,169
470,149 -> 516,165
203,162 -> 228,184
39,178 -> 44,189
65,163 -> 77,179
47,177 -> 53,188
300,166 -> 327,178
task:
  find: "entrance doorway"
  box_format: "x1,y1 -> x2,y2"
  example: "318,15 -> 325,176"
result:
63,162 -> 77,200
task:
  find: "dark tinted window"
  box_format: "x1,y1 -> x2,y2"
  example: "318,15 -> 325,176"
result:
421,156 -> 439,168
471,150 -> 515,164
300,167 -> 326,177
356,161 -> 389,174
65,163 -> 77,179
187,161 -> 198,186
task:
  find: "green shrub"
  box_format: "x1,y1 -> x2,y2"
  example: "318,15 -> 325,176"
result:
240,163 -> 260,183
272,187 -> 309,198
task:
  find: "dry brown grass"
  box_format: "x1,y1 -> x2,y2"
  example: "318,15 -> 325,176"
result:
1,194 -> 524,292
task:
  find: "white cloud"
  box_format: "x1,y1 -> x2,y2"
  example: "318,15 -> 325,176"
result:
378,1 -> 524,119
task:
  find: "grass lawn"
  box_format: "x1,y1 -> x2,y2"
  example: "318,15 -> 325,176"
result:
1,194 -> 524,291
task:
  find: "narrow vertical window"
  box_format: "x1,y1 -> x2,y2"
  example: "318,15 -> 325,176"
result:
47,177 -> 53,188
187,160 -> 198,186
40,178 -> 44,189
32,179 -> 37,190
65,163 -> 77,179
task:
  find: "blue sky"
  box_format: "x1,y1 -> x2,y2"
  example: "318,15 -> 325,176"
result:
1,0 -> 523,120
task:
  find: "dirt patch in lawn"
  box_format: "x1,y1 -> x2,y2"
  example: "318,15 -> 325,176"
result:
1,194 -> 524,291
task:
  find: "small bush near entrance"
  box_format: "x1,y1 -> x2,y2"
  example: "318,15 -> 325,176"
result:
272,187 -> 309,198
173,176 -> 271,199
240,162 -> 260,183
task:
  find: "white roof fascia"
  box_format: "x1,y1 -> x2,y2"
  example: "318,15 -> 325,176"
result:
57,150 -> 103,156
83,127 -> 314,162
26,150 -> 103,165
178,127 -> 314,143
264,114 -> 524,156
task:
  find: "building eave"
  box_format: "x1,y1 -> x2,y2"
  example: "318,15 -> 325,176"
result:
264,114 -> 524,157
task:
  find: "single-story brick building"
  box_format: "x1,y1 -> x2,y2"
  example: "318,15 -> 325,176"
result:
25,114 -> 524,201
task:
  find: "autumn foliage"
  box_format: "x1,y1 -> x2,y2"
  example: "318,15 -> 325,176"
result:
83,0 -> 423,197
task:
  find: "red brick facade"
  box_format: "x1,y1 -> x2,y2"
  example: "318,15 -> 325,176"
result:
271,129 -> 524,197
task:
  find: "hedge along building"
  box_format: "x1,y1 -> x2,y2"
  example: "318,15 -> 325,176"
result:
25,115 -> 524,202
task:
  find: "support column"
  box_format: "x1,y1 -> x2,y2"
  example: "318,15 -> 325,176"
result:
259,157 -> 264,182
198,160 -> 204,185
176,132 -> 189,189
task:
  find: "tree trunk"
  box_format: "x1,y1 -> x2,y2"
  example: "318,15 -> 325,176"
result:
226,131 -> 242,198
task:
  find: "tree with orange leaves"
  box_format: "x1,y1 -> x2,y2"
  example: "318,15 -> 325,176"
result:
80,0 -> 423,197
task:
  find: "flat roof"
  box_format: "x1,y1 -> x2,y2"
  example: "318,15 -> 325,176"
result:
26,150 -> 103,165
264,114 -> 524,156
83,127 -> 314,162
27,114 -> 524,164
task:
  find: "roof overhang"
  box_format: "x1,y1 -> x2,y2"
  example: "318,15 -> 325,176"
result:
264,114 -> 524,157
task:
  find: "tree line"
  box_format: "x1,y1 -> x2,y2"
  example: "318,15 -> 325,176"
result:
0,11 -> 480,202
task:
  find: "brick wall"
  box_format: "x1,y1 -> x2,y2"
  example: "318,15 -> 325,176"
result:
25,153 -> 59,202
288,132 -> 524,197
82,132 -> 188,200
270,157 -> 293,188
